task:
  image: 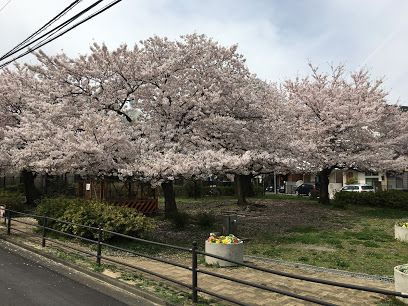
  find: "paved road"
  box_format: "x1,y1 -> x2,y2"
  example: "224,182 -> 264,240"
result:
0,245 -> 127,306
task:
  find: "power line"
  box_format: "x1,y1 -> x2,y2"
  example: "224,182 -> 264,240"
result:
0,0 -> 102,62
0,0 -> 123,69
0,0 -> 103,62
0,0 -> 12,14
0,0 -> 83,60
24,0 -> 104,57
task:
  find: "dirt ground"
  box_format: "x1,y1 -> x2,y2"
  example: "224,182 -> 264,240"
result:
152,197 -> 352,248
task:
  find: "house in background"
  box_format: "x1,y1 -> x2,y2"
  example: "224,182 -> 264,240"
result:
281,169 -> 408,199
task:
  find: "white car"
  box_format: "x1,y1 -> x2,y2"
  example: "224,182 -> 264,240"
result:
339,184 -> 375,193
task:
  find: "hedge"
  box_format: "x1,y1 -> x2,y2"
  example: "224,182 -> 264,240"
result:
35,197 -> 156,240
332,190 -> 408,209
0,190 -> 26,211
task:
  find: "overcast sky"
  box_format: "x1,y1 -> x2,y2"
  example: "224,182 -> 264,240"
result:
0,0 -> 407,104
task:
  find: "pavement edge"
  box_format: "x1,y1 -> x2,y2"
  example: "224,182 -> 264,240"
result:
0,234 -> 173,306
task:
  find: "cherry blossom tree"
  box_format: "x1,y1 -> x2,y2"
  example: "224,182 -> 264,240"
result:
126,34 -> 272,212
0,66 -> 46,204
6,34 -> 260,214
1,34 -> 296,213
2,56 -> 139,204
193,75 -> 292,205
285,64 -> 408,204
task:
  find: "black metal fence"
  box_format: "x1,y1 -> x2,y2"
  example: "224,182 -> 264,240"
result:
2,208 -> 408,306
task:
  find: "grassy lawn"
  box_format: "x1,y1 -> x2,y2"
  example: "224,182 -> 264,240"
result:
154,195 -> 408,276
247,207 -> 408,275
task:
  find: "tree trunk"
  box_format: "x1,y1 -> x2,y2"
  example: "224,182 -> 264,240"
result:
161,181 -> 178,217
22,170 -> 40,206
235,175 -> 248,206
318,168 -> 332,205
193,180 -> 199,199
241,174 -> 255,197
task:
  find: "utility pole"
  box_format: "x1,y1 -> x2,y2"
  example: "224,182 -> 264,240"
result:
274,171 -> 277,194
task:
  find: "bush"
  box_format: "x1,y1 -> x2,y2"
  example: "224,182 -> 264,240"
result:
345,177 -> 358,185
35,197 -> 78,220
332,190 -> 408,209
35,197 -> 155,240
0,190 -> 26,212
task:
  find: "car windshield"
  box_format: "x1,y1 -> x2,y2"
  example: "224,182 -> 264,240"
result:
361,186 -> 374,190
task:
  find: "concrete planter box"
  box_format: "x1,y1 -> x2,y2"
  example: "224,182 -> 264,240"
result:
394,265 -> 408,304
395,224 -> 408,242
205,241 -> 244,267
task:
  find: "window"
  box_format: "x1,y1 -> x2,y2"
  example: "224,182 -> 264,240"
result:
397,176 -> 404,189
365,172 -> 379,176
388,174 -> 405,190
333,170 -> 343,183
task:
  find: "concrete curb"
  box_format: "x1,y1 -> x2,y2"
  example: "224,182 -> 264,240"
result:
0,234 -> 173,306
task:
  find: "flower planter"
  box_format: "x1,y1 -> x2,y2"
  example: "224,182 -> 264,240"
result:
394,265 -> 408,304
395,224 -> 408,242
205,240 -> 244,267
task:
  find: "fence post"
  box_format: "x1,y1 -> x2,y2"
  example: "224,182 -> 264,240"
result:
42,217 -> 47,247
192,241 -> 198,303
6,210 -> 11,235
96,224 -> 102,266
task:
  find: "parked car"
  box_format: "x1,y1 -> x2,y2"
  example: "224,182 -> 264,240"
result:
295,183 -> 318,196
278,185 -> 286,193
339,184 -> 375,193
265,186 -> 274,192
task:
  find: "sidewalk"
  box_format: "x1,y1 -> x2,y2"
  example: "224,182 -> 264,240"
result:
1,217 -> 395,306
113,257 -> 393,306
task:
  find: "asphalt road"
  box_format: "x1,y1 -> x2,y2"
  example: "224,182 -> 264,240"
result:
0,244 -> 127,306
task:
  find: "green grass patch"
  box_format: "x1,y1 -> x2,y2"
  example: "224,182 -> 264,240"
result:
243,204 -> 408,276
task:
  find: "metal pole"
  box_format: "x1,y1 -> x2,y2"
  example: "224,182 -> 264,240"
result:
274,171 -> 277,194
262,174 -> 265,196
96,225 -> 102,266
6,210 -> 11,235
192,241 -> 198,303
41,217 -> 47,247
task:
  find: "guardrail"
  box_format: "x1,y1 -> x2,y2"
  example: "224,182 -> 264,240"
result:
2,208 -> 408,306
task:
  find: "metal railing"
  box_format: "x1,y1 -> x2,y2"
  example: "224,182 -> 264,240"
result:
2,208 -> 408,306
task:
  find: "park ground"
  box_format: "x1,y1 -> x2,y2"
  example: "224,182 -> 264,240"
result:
3,194 -> 408,305
148,194 -> 408,277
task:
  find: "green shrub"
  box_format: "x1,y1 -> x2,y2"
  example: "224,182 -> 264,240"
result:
332,190 -> 408,209
346,177 -> 358,185
35,197 -> 78,219
0,190 -> 26,212
35,197 -> 155,240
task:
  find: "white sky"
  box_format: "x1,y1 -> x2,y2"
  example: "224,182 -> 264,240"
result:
0,0 -> 407,104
